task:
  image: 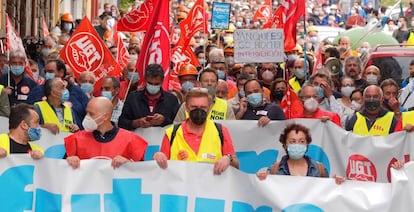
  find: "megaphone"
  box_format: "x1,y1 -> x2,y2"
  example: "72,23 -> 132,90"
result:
324,57 -> 342,76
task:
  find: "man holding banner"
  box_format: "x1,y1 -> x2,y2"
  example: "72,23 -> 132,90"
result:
154,88 -> 239,175
65,97 -> 148,169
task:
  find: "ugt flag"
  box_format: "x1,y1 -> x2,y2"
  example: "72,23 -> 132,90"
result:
136,0 -> 170,90
59,17 -> 121,90
116,0 -> 155,32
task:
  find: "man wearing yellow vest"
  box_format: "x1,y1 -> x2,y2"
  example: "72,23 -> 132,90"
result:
34,78 -> 79,134
0,103 -> 43,159
173,68 -> 235,122
345,85 -> 402,136
289,58 -> 309,93
154,88 -> 239,175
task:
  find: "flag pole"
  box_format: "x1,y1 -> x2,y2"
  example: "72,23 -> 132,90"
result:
202,0 -> 206,69
302,7 -> 307,81
5,14 -> 10,87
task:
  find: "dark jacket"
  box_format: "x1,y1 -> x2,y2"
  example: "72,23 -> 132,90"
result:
0,74 -> 38,106
118,89 -> 180,130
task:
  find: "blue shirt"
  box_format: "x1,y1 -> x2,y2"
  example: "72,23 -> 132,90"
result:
274,155 -> 327,177
0,74 -> 38,106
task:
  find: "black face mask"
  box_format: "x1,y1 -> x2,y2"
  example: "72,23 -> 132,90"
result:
365,98 -> 381,112
272,90 -> 285,101
189,108 -> 208,125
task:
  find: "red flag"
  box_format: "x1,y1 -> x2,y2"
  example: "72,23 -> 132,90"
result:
113,24 -> 130,69
59,17 -> 121,90
42,15 -> 50,38
5,15 -> 34,80
253,0 -> 272,22
280,86 -> 303,119
169,38 -> 201,90
178,0 -> 208,47
136,0 -> 170,90
116,0 -> 155,32
312,48 -> 323,74
263,6 -> 284,29
281,0 -> 306,50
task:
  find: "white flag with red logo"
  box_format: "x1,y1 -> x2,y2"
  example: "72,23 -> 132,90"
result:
59,17 -> 121,90
136,0 -> 170,90
178,0 -> 208,47
5,15 -> 34,80
253,0 -> 272,22
116,0 -> 155,32
42,15 -> 50,38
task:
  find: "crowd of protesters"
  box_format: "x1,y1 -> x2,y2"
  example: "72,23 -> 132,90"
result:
0,0 -> 413,179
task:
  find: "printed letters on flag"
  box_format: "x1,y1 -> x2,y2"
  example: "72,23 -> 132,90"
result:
136,0 -> 170,90
59,17 -> 121,90
116,0 -> 155,32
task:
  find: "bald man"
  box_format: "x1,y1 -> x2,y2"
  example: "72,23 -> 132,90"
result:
345,85 -> 401,136
216,79 -> 229,99
64,97 -> 148,169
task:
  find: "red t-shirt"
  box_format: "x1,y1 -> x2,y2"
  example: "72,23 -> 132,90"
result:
291,108 -> 342,127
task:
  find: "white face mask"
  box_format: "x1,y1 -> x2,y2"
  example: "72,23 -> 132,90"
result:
366,74 -> 378,85
341,86 -> 355,97
303,97 -> 319,112
351,100 -> 362,111
82,115 -> 98,132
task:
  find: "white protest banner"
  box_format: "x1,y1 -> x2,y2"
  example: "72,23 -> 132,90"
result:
1,119 -> 414,183
0,156 -> 395,211
234,29 -> 284,63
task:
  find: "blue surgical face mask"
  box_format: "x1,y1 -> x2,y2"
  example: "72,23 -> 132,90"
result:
10,65 -> 25,76
247,93 -> 262,107
33,73 -> 39,81
28,126 -> 42,141
238,89 -> 245,98
315,86 -> 324,99
63,23 -> 73,31
45,72 -> 55,80
101,91 -> 113,100
181,81 -> 194,93
128,72 -> 139,83
80,83 -> 94,94
146,83 -> 161,95
287,144 -> 307,159
61,88 -> 70,102
310,36 -> 318,44
217,70 -> 226,80
294,68 -> 305,79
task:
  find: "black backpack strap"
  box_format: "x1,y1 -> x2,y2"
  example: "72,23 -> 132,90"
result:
214,122 -> 224,146
170,123 -> 182,146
